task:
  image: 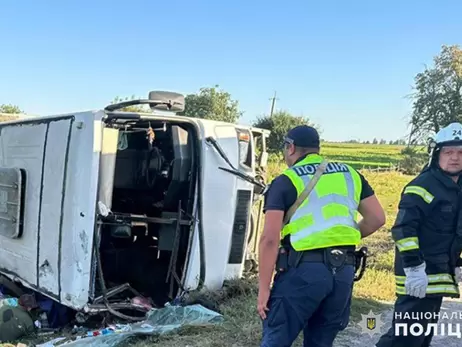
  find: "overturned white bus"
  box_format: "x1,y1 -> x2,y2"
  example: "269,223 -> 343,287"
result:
0,91 -> 270,321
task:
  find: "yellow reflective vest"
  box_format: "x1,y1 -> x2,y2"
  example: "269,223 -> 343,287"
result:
281,154 -> 363,251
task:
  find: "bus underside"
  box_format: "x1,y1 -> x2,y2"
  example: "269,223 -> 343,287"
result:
88,117 -> 198,320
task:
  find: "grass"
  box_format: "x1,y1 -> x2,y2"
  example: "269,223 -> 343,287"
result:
127,143 -> 415,346
320,143 -> 407,169
269,142 -> 411,170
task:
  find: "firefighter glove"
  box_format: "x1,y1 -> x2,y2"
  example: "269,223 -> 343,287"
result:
455,267 -> 462,283
403,262 -> 428,298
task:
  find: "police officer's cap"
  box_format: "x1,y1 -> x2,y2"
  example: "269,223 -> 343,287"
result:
284,125 -> 320,148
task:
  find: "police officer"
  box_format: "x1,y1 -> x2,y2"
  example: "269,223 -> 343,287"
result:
376,122 -> 462,347
257,125 -> 386,347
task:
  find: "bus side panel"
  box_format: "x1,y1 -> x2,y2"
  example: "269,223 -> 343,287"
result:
37,119 -> 73,296
0,123 -> 48,286
59,114 -> 101,309
199,124 -> 238,290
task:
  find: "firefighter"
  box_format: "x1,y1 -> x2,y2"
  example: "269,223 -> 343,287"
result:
257,125 -> 386,347
376,122 -> 462,347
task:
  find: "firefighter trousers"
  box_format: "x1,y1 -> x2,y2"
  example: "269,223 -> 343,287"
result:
260,261 -> 355,347
375,295 -> 443,347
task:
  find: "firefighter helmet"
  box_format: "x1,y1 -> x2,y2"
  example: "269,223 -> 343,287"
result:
434,122 -> 462,147
428,122 -> 462,175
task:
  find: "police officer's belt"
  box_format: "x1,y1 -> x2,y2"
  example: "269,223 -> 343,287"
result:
288,246 -> 356,268
298,249 -> 356,264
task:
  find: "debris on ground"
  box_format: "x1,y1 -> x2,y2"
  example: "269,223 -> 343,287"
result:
181,277 -> 258,313
0,276 -> 224,347
34,304 -> 223,346
0,278 -> 240,347
0,295 -> 36,343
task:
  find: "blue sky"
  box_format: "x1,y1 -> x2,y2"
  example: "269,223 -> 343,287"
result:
1,1 -> 461,142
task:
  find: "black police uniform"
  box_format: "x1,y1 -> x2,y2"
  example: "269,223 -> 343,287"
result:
376,166 -> 462,347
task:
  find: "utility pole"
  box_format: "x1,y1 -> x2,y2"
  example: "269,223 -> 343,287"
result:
269,91 -> 278,117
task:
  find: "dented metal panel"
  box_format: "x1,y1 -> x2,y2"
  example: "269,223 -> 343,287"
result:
0,122 -> 48,285
37,119 -> 73,295
0,112 -> 103,310
0,168 -> 25,239
59,113 -> 102,309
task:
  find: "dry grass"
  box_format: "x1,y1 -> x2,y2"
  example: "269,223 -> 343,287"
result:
126,167 -> 412,346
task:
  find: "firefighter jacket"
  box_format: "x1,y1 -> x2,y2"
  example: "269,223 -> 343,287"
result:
393,166 -> 462,298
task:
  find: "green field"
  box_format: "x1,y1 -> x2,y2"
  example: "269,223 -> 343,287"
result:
267,142 -> 413,171
320,143 -> 407,169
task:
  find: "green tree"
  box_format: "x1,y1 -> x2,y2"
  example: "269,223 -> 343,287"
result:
110,95 -> 149,113
179,85 -> 242,123
253,110 -> 318,153
0,104 -> 23,114
409,45 -> 462,142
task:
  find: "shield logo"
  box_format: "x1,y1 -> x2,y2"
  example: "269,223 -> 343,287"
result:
367,317 -> 376,330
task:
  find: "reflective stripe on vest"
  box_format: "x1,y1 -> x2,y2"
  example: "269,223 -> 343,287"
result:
281,155 -> 362,251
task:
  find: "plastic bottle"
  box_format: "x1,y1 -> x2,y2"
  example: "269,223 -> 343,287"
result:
0,298 -> 19,308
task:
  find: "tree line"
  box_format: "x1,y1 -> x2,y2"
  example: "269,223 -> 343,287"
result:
344,139 -> 410,145
2,44 -> 461,152
0,104 -> 23,114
